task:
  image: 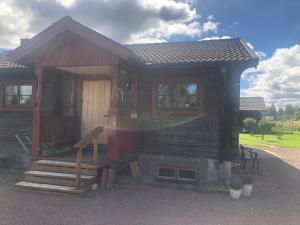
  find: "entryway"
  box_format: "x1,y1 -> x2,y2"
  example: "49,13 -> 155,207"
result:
81,80 -> 111,145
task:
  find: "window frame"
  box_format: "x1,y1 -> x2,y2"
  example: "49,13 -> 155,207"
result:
0,81 -> 35,112
153,76 -> 204,114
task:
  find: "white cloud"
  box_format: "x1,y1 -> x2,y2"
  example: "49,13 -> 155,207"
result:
207,14 -> 214,20
246,42 -> 266,60
129,20 -> 201,43
200,35 -> 231,40
55,0 -> 77,8
202,21 -> 219,33
242,44 -> 300,107
0,0 -> 34,47
0,0 -> 220,48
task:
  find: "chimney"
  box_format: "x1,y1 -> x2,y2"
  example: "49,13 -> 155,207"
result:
20,38 -> 30,46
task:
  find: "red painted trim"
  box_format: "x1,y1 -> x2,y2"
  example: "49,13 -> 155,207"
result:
9,17 -> 129,63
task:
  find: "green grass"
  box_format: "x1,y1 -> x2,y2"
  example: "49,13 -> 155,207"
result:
239,131 -> 300,148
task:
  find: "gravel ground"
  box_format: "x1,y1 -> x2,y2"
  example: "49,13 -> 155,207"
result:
0,148 -> 299,225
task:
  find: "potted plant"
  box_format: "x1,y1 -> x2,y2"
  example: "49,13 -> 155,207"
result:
240,174 -> 254,196
229,177 -> 243,199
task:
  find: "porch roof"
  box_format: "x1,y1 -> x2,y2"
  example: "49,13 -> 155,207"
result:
8,16 -> 130,64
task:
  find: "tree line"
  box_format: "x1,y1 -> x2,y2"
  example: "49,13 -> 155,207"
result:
263,104 -> 300,120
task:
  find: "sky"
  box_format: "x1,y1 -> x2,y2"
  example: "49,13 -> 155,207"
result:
0,0 -> 299,108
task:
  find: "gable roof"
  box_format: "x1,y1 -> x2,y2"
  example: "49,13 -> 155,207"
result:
240,97 -> 266,111
7,16 -> 258,69
8,16 -> 130,63
0,51 -> 31,72
127,38 -> 258,68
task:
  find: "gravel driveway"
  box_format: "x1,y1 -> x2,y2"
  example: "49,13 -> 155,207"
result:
0,148 -> 299,225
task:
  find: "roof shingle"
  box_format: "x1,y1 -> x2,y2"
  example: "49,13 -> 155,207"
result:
0,51 -> 30,72
127,38 -> 258,67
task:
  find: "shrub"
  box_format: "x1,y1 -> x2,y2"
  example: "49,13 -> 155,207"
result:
240,174 -> 254,184
272,124 -> 284,139
258,120 -> 276,140
229,177 -> 243,190
243,117 -> 257,134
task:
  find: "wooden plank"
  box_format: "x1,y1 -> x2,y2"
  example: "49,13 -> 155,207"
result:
74,127 -> 103,149
32,68 -> 44,156
81,80 -> 111,145
34,160 -> 104,169
25,171 -> 94,180
75,148 -> 82,188
93,137 -> 98,164
15,181 -> 86,194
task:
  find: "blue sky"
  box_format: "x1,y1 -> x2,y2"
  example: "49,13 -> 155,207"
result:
0,0 -> 299,106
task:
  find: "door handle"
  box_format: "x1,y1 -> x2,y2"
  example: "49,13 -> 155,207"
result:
104,114 -> 110,117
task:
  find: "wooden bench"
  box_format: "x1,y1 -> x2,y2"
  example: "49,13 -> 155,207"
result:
240,145 -> 260,172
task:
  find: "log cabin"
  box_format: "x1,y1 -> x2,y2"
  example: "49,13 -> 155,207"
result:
0,17 -> 258,194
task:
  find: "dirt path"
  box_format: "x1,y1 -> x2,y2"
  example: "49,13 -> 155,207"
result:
0,149 -> 299,225
257,147 -> 300,169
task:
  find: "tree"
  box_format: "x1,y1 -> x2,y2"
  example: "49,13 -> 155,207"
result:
243,117 -> 257,135
278,108 -> 284,120
268,104 -> 277,120
271,124 -> 284,139
258,120 -> 275,140
294,110 -> 300,120
285,104 -> 295,119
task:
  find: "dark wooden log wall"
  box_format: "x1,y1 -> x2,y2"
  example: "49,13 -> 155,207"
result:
137,68 -> 222,160
222,66 -> 243,160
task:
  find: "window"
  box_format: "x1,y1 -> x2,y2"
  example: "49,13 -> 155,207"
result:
157,167 -> 176,180
4,85 -> 33,107
177,168 -> 197,181
156,167 -> 198,183
179,83 -> 198,108
157,82 -> 198,109
158,84 -> 176,108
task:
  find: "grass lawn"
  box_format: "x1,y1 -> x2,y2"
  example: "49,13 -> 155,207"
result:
240,131 -> 300,148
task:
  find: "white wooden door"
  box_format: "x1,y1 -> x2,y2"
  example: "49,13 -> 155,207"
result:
81,80 -> 111,144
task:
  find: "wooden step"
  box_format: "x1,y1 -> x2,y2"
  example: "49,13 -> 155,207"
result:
31,160 -> 105,176
24,171 -> 96,187
15,181 -> 87,195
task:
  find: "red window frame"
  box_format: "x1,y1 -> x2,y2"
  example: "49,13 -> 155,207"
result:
0,81 -> 36,112
152,76 -> 204,115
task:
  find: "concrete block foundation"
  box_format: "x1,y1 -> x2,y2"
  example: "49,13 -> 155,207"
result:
138,154 -> 221,186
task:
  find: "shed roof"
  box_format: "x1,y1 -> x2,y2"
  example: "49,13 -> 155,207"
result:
240,97 -> 266,111
127,38 -> 258,67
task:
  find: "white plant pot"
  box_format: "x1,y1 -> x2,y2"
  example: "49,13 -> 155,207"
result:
229,188 -> 242,199
242,184 -> 253,196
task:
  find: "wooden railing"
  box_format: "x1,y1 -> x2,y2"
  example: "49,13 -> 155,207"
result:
41,115 -> 76,146
73,127 -> 103,189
